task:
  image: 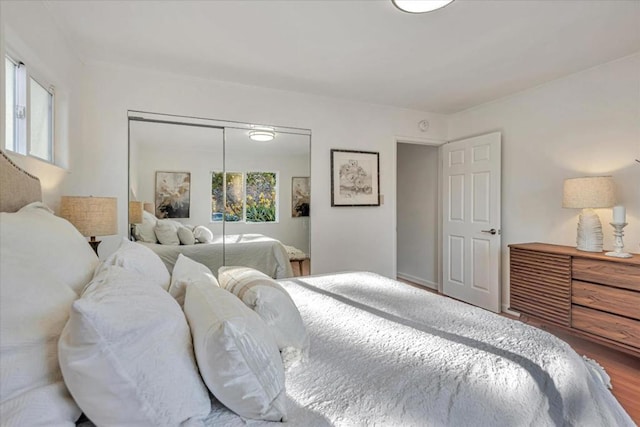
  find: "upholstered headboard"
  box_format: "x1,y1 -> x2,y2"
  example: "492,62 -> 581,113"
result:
0,150 -> 42,212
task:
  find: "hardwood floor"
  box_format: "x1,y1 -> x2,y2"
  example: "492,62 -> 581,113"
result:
528,320 -> 640,423
397,278 -> 640,423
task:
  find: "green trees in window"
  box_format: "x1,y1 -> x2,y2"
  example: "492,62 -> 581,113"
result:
246,172 -> 276,222
211,172 -> 243,222
211,171 -> 277,222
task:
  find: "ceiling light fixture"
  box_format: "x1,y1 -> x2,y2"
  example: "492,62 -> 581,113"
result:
249,129 -> 275,142
392,0 -> 454,13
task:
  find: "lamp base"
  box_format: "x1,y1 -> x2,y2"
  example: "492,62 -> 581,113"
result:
575,208 -> 604,252
88,237 -> 101,256
604,251 -> 632,258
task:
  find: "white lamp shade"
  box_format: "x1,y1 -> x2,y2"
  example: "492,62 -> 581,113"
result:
60,196 -> 118,237
562,176 -> 615,209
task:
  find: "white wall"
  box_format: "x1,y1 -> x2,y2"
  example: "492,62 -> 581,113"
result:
133,138 -> 311,253
79,61 -> 448,271
448,53 -> 640,311
1,1 -> 84,211
135,142 -> 224,235
397,143 -> 439,288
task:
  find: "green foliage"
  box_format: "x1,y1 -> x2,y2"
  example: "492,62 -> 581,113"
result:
211,172 -> 224,217
211,171 -> 277,223
246,172 -> 276,222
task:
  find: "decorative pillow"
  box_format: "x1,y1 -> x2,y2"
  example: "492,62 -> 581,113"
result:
0,202 -> 99,425
177,226 -> 196,245
134,210 -> 159,243
218,266 -> 309,358
142,210 -> 158,224
194,225 -> 214,243
184,283 -> 286,421
169,254 -> 219,306
58,265 -> 211,426
2,202 -> 98,295
155,219 -> 181,246
99,237 -> 170,290
0,264 -> 81,426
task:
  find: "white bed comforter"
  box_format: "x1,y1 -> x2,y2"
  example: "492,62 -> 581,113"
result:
201,272 -> 634,427
140,234 -> 293,278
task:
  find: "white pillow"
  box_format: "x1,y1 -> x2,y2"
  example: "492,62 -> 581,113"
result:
2,202 -> 98,295
194,225 -> 214,243
0,202 -> 99,425
0,263 -> 81,426
218,266 -> 309,358
142,210 -> 158,224
177,226 -> 196,245
184,283 -> 286,421
133,222 -> 157,243
155,219 -> 181,246
133,210 -> 160,243
169,254 -> 219,306
59,265 -> 211,426
100,238 -> 170,290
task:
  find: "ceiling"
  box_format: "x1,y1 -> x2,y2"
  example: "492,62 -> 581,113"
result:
43,0 -> 640,114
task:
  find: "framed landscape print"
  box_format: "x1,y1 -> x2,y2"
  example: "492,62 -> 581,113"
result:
155,171 -> 191,218
331,149 -> 380,207
292,176 -> 310,217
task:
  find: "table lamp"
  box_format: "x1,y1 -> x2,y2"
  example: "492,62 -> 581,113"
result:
562,176 -> 615,252
129,201 -> 144,239
60,196 -> 118,254
143,202 -> 155,215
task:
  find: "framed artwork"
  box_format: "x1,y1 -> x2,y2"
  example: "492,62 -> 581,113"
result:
292,177 -> 310,217
331,149 -> 380,207
155,171 -> 191,218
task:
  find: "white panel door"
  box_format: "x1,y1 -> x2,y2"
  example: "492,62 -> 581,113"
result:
442,132 -> 501,312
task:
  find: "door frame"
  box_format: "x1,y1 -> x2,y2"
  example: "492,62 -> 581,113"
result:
393,136 -> 446,292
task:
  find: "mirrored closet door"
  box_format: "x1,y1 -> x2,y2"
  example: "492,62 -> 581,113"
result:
128,111 -> 311,278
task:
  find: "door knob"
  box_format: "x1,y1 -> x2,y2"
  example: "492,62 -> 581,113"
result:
481,228 -> 497,235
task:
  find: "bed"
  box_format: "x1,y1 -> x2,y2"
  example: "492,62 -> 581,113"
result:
140,233 -> 294,278
0,150 -> 634,427
195,272 -> 634,426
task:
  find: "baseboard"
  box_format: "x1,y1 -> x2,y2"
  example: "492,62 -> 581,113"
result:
502,305 -> 520,317
397,272 -> 438,290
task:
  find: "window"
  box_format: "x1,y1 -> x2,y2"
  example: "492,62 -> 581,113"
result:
29,78 -> 53,161
245,172 -> 277,222
211,172 -> 243,222
4,55 -> 54,162
211,171 -> 278,223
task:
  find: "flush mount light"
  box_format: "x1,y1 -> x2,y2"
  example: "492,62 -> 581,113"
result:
249,130 -> 275,142
392,0 -> 454,13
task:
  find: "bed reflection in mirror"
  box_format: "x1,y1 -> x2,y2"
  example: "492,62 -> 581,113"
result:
128,112 -> 311,279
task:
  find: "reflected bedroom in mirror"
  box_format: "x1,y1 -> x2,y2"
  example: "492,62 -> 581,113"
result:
128,111 -> 311,279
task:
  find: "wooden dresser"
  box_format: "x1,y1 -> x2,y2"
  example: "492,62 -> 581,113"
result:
509,243 -> 640,357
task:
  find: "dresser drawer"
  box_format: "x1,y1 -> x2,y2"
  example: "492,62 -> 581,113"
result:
572,305 -> 640,348
510,248 -> 571,326
572,281 -> 640,320
572,258 -> 640,291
